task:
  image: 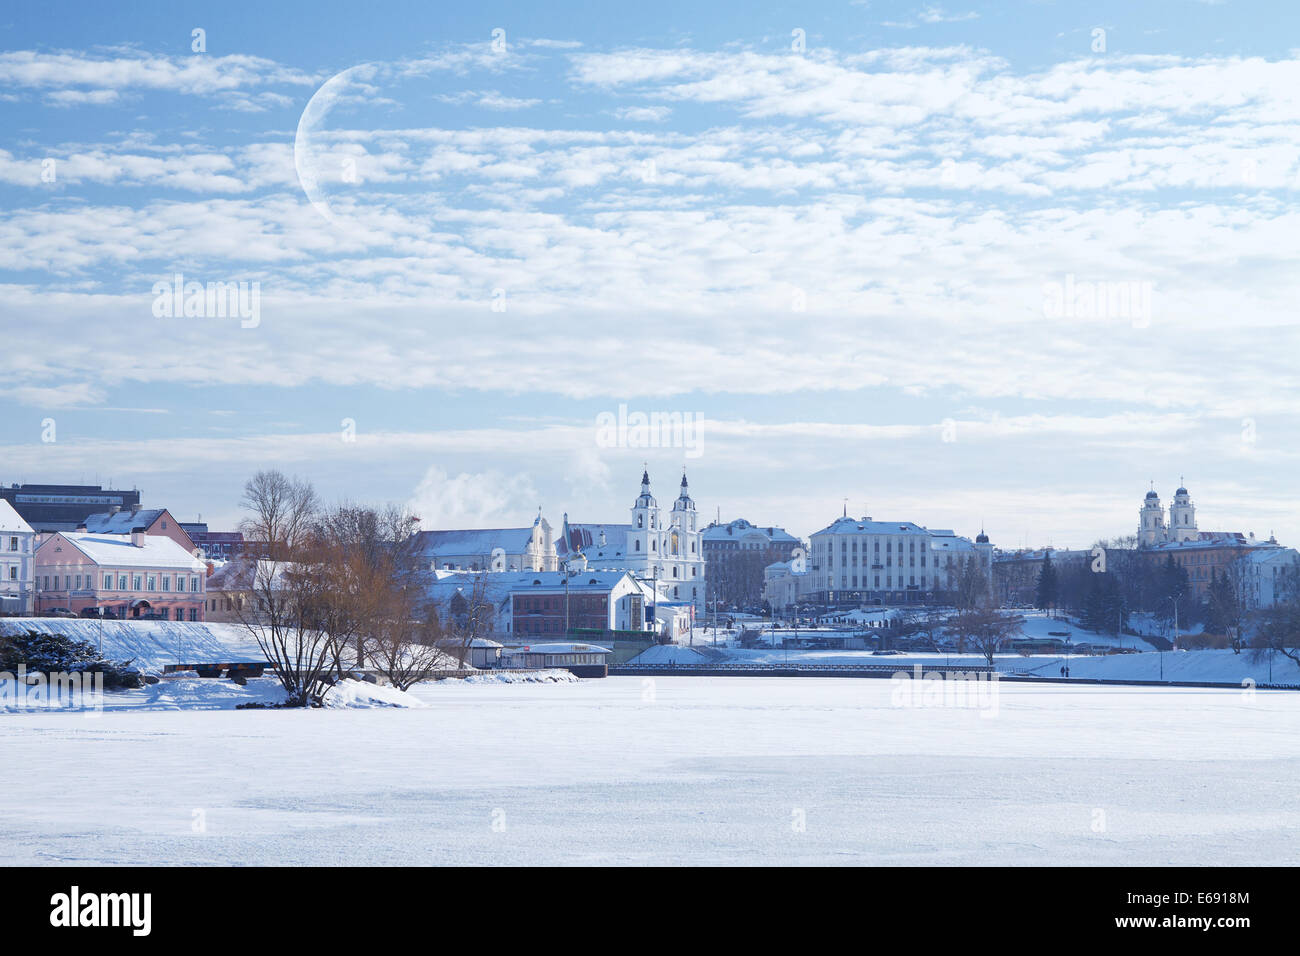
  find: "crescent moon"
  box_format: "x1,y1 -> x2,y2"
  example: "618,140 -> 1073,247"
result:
294,64 -> 373,226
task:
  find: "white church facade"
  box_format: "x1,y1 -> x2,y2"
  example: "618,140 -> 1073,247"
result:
1138,483 -> 1199,547
558,471 -> 707,613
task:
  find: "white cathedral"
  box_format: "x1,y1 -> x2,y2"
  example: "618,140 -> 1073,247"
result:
558,470 -> 707,613
1138,482 -> 1198,547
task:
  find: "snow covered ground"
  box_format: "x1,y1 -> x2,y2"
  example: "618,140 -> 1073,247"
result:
1009,649 -> 1299,685
1,676 -> 1297,865
0,617 -> 268,673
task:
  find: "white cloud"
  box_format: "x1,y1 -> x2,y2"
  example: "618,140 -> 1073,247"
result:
407,465 -> 540,528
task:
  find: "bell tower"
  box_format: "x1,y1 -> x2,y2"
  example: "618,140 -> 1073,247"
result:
1138,485 -> 1166,547
1169,480 -> 1197,542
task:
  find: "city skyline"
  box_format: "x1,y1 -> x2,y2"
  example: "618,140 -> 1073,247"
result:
2,1 -> 1297,551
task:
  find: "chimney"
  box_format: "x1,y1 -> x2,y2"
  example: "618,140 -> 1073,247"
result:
131,530 -> 146,547
109,505 -> 121,515
130,503 -> 141,514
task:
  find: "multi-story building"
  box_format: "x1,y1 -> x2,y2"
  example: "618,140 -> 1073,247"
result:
411,515 -> 557,572
557,471 -> 706,613
179,523 -> 245,561
34,530 -> 207,620
0,499 -> 37,615
763,556 -> 811,614
422,569 -> 658,638
702,518 -> 802,609
1237,546 -> 1300,609
807,514 -> 993,606
1141,533 -> 1273,601
1135,483 -> 1282,600
0,482 -> 142,534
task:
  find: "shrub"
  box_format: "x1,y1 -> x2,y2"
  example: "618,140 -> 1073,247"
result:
0,630 -> 144,689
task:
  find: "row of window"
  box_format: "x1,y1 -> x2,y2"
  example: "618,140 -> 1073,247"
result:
836,575 -> 928,589
38,571 -> 204,593
827,554 -> 928,569
633,536 -> 698,555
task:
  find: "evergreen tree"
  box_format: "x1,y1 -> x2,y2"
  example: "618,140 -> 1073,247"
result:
1034,554 -> 1058,612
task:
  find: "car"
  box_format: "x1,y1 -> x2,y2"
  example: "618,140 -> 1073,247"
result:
44,607 -> 75,618
79,606 -> 118,619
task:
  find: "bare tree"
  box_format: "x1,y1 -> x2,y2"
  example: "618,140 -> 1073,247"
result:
950,608 -> 1023,665
310,502 -> 419,677
438,575 -> 497,666
235,471 -> 334,706
367,578 -> 449,691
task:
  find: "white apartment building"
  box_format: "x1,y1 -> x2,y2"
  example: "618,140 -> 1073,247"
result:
0,499 -> 37,615
807,514 -> 993,606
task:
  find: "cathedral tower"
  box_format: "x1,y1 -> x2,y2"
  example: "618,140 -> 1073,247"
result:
1138,488 -> 1166,547
1169,482 -> 1197,542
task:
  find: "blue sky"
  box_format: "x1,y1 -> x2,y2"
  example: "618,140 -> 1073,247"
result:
2,0 -> 1298,548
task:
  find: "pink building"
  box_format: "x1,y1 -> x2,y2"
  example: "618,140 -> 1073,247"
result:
35,530 -> 207,620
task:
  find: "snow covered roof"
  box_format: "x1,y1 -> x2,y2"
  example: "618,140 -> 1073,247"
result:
503,642 -> 611,655
0,499 -> 34,535
432,569 -> 634,592
702,518 -> 800,544
557,522 -> 632,557
812,517 -> 932,537
812,516 -> 982,550
80,508 -> 167,534
47,532 -> 206,571
412,527 -> 538,557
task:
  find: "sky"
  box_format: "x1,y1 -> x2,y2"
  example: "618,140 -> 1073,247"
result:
1,0 -> 1298,549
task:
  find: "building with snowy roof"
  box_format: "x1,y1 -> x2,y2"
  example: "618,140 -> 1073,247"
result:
79,506 -> 195,553
0,499 -> 37,615
411,515 -> 557,572
556,470 -> 706,614
1236,546 -> 1300,609
422,568 -> 658,639
702,518 -> 803,610
34,530 -> 208,620
807,513 -> 992,606
0,482 -> 142,533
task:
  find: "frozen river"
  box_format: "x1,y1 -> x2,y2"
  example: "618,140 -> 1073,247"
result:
1,676 -> 1297,865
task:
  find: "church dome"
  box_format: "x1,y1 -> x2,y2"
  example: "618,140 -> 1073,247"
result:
1176,487 -> 1188,496
1145,490 -> 1159,500
976,531 -> 989,544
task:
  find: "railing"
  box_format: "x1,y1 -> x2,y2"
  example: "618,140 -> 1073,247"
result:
611,661 -> 998,676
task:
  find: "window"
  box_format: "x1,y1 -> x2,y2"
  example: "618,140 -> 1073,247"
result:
74,574 -> 82,590
119,574 -> 127,590
133,574 -> 142,590
7,537 -> 15,551
161,576 -> 171,592
147,575 -> 156,591
103,573 -> 112,590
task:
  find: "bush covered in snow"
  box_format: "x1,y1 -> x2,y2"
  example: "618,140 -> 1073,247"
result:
0,630 -> 144,689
